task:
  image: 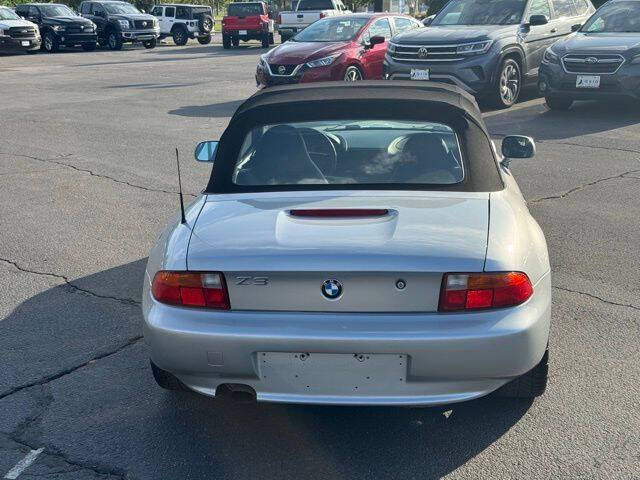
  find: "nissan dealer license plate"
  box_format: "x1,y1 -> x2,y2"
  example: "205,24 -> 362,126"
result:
410,68 -> 430,81
239,30 -> 247,35
21,41 -> 30,46
576,75 -> 600,89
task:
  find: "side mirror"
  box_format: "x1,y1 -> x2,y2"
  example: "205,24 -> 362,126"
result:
366,35 -> 385,48
501,135 -> 535,167
423,14 -> 435,26
195,141 -> 218,163
571,23 -> 582,32
528,14 -> 548,26
140,9 -> 146,13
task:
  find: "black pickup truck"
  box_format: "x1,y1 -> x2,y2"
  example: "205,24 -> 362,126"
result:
80,0 -> 159,50
15,3 -> 97,52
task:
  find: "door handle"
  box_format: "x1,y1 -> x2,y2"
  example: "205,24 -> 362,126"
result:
550,28 -> 557,33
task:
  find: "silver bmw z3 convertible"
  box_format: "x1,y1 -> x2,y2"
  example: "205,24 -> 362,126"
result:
143,81 -> 551,406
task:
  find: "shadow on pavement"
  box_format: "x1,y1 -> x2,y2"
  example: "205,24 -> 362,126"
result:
168,99 -> 244,118
1,259 -> 533,479
485,96 -> 640,141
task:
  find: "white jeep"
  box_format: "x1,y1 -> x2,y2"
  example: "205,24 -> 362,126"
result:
151,4 -> 214,45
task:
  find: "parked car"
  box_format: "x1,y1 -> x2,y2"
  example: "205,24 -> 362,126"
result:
539,0 -> 640,109
150,3 -> 214,45
143,81 -> 551,407
256,14 -> 422,87
277,0 -> 349,42
15,3 -> 97,52
79,0 -> 159,50
385,0 -> 596,108
221,1 -> 274,48
0,5 -> 40,54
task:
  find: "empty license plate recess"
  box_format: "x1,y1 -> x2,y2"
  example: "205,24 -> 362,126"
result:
258,352 -> 407,395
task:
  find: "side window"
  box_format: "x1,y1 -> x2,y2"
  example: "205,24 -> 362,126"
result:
367,18 -> 392,40
394,17 -> 415,33
552,0 -> 577,17
175,6 -> 189,19
80,3 -> 90,14
15,5 -> 26,16
571,0 -> 590,15
151,6 -> 163,16
528,0 -> 551,19
164,6 -> 175,17
28,6 -> 40,17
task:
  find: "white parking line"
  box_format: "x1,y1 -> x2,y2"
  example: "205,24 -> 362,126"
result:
3,448 -> 44,479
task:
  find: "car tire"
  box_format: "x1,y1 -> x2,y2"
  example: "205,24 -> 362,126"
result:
198,14 -> 214,34
491,57 -> 521,109
197,34 -> 212,45
232,36 -> 239,47
261,33 -> 269,48
98,36 -> 108,47
150,361 -> 190,392
344,65 -> 363,82
222,33 -> 231,49
172,27 -> 188,46
545,96 -> 573,111
42,32 -> 59,53
82,42 -> 97,52
269,32 -> 274,44
107,30 -> 122,51
143,38 -> 157,49
496,349 -> 548,398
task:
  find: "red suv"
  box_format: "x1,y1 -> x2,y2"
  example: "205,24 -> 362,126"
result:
222,1 -> 274,48
256,13 -> 421,87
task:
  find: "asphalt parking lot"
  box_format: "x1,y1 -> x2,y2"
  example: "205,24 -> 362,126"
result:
1,40 -> 639,480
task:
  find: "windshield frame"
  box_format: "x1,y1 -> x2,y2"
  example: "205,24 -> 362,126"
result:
580,1 -> 640,33
103,3 -> 142,15
432,0 -> 528,26
291,16 -> 370,42
0,7 -> 22,20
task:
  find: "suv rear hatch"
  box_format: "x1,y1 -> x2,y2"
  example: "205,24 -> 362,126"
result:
223,3 -> 264,31
187,193 -> 489,312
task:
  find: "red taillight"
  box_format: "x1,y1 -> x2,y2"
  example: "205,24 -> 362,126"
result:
319,12 -> 327,18
438,272 -> 533,312
289,209 -> 389,217
277,13 -> 282,24
152,271 -> 230,310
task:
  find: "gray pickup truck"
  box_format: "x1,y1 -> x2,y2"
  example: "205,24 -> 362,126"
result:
277,0 -> 349,42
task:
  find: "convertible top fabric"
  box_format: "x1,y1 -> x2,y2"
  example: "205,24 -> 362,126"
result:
205,81 -> 503,193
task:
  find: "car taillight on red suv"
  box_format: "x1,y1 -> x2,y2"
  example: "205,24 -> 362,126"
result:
438,272 -> 533,312
277,13 -> 282,24
152,271 -> 230,310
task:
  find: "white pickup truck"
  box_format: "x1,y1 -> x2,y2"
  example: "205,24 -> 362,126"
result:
277,0 -> 349,42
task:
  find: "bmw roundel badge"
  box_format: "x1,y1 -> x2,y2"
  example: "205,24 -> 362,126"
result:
321,279 -> 342,300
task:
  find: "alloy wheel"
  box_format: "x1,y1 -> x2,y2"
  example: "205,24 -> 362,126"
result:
44,34 -> 53,52
500,63 -> 520,105
344,67 -> 362,82
108,33 -> 117,49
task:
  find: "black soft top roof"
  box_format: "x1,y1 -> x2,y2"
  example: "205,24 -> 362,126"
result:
206,81 -> 502,194
232,81 -> 486,131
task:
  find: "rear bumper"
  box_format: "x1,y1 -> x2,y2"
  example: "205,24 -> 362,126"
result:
142,271 -> 551,406
539,60 -> 640,100
223,28 -> 267,41
0,36 -> 41,51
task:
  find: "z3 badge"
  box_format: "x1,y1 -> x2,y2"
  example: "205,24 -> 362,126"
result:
236,276 -> 269,286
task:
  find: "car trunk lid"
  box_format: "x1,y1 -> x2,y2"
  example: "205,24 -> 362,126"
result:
188,192 -> 489,312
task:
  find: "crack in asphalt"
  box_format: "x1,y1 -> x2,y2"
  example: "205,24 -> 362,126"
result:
0,335 -> 143,402
0,151 -> 197,198
529,169 -> 640,203
1,434 -> 127,479
0,257 -> 140,306
553,286 -> 640,312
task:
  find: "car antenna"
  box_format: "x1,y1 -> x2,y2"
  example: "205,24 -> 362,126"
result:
175,148 -> 186,224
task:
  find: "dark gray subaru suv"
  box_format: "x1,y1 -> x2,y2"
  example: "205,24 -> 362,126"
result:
539,0 -> 640,109
385,0 -> 595,107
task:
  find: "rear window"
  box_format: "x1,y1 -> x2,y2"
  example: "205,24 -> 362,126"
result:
232,120 -> 464,187
227,3 -> 263,15
297,0 -> 334,10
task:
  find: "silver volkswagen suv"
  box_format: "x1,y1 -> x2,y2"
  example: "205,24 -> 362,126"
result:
384,0 -> 595,107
